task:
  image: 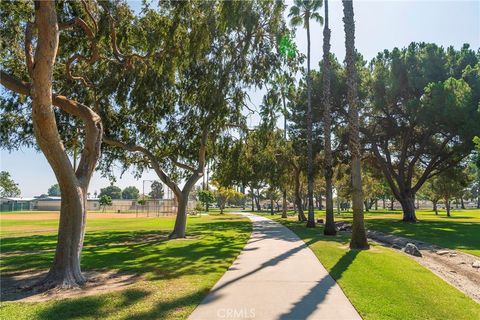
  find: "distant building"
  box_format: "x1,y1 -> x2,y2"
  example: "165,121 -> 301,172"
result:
34,196 -> 100,211
0,197 -> 36,211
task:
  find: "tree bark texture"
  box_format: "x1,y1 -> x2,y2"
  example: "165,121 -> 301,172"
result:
343,0 -> 369,249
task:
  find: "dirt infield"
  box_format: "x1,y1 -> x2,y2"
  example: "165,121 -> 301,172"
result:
0,212 -> 165,221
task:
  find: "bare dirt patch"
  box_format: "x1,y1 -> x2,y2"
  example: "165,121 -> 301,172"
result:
1,270 -> 142,302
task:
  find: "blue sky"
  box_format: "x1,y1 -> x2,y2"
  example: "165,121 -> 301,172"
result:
1,0 -> 479,197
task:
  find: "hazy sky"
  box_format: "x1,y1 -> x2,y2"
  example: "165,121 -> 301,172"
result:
1,0 -> 479,197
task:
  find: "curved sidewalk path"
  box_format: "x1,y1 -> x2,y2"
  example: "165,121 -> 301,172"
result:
189,212 -> 361,320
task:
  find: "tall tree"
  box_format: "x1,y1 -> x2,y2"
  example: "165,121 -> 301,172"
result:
1,0 -> 103,288
289,0 -> 323,228
367,44 -> 480,221
0,171 -> 21,197
99,185 -> 122,200
101,1 -> 284,238
343,0 -> 369,249
322,0 -> 336,235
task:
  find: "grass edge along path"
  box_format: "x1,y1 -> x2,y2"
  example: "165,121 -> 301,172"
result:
0,214 -> 252,320
264,214 -> 480,320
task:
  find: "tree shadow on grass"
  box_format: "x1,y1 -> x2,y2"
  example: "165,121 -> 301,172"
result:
36,288 -> 151,320
0,217 -> 253,305
365,218 -> 480,253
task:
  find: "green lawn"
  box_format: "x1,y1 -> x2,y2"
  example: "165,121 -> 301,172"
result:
0,214 -> 251,320
262,213 -> 480,320
324,208 -> 480,256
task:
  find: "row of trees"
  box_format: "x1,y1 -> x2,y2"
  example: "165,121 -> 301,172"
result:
213,0 -> 480,249
1,0 -> 478,291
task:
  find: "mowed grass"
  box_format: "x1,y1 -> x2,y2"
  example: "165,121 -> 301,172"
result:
0,213 -> 251,320
319,208 -> 480,256
262,214 -> 480,320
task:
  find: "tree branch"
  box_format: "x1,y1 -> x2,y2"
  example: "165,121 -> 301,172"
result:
102,136 -> 182,197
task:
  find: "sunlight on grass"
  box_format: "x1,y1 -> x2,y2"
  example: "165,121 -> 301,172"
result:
268,214 -> 480,320
0,214 -> 251,320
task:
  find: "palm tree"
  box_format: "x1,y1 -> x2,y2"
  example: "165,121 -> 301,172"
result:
342,0 -> 369,249
322,0 -> 336,235
289,0 -> 323,228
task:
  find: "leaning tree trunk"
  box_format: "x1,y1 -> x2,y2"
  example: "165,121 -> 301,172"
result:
28,1 -> 103,288
169,193 -> 189,239
343,0 -> 369,250
323,0 -> 336,236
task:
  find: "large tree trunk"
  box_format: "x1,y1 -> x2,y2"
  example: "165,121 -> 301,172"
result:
382,198 -> 386,209
322,0 -> 336,237
343,0 -> 369,250
433,200 -> 438,215
270,198 -> 274,215
460,197 -> 465,209
169,193 -> 188,239
399,197 -> 416,221
43,188 -> 87,287
390,198 -> 394,210
398,191 -> 417,222
28,1 -> 102,288
446,199 -> 451,217
477,196 -> 480,209
305,20 -> 315,228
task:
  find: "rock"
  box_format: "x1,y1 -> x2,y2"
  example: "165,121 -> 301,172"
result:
449,253 -> 457,257
472,261 -> 480,269
317,219 -> 324,224
404,243 -> 422,257
436,250 -> 449,256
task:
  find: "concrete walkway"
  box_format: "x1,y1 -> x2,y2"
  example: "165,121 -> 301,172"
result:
189,213 -> 361,320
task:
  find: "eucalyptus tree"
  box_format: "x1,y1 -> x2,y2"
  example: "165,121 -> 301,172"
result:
289,0 -> 323,227
101,1 -> 284,238
343,0 -> 369,249
0,0 -> 113,288
366,43 -> 480,221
